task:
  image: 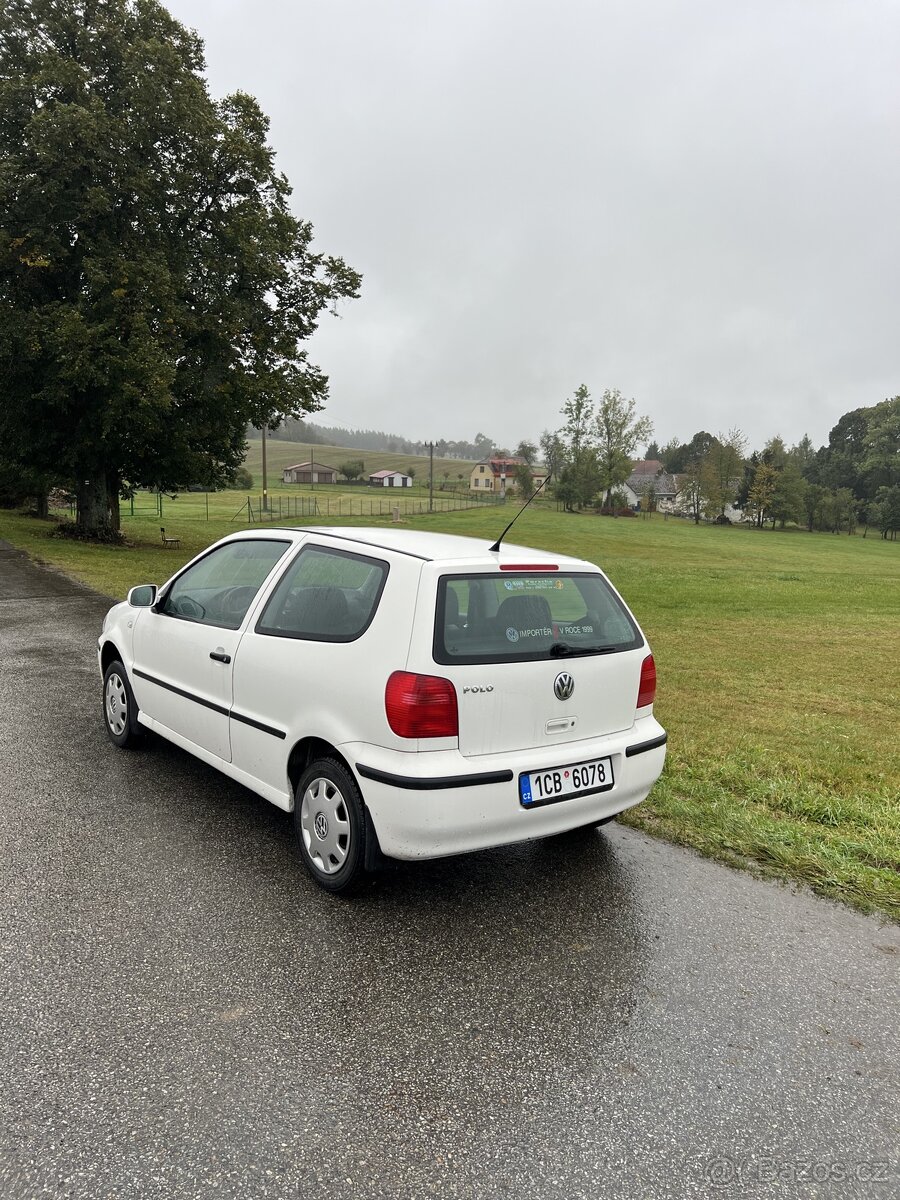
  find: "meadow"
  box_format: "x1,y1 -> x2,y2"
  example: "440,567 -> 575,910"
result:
242,437 -> 477,484
1,492 -> 897,919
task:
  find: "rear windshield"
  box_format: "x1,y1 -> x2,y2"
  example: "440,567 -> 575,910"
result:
433,572 -> 643,664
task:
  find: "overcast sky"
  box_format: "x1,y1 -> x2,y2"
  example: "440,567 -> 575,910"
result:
165,0 -> 899,453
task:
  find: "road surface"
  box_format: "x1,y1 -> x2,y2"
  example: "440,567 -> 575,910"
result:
1,540 -> 897,1198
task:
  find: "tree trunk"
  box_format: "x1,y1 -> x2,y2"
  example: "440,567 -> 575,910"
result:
35,489 -> 49,519
75,472 -> 121,538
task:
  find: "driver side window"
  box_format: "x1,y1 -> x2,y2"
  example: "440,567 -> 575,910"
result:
162,540 -> 289,630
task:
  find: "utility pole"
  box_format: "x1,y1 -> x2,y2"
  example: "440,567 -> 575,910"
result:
261,425 -> 268,513
429,442 -> 434,513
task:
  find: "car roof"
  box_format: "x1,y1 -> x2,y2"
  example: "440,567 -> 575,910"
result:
224,526 -> 594,569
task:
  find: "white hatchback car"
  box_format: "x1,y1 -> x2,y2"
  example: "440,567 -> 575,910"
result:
99,527 -> 666,892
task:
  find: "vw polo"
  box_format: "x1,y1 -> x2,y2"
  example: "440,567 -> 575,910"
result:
98,528 -> 666,892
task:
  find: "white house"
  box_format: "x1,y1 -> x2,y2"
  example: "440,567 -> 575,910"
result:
368,469 -> 413,488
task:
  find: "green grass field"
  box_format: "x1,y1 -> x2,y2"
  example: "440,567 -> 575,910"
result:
2,495 -> 897,919
243,437 -> 477,485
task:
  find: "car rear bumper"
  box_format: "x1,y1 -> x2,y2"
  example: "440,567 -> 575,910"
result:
343,716 -> 666,860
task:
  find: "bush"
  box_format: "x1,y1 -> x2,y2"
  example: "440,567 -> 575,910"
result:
228,466 -> 254,490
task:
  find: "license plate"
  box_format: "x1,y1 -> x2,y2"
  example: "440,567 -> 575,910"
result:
519,756 -> 615,808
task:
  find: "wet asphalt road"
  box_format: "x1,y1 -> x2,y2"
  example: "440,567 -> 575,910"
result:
0,541 -> 897,1200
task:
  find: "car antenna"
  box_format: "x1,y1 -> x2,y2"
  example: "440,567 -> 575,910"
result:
489,472 -> 552,553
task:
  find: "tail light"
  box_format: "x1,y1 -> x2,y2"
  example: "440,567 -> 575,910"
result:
637,654 -> 656,709
385,671 -> 459,738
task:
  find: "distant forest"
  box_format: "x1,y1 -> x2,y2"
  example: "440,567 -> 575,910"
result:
261,418 -> 497,461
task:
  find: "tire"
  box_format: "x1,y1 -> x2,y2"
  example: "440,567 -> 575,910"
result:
294,758 -> 367,894
102,660 -> 142,749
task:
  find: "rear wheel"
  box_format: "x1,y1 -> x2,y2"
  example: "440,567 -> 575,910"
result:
294,759 -> 366,894
103,660 -> 142,749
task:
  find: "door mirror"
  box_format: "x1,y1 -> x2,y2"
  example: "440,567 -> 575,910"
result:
127,584 -> 158,608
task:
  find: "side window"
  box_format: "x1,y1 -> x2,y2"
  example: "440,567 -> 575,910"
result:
162,540 -> 289,630
256,546 -> 388,642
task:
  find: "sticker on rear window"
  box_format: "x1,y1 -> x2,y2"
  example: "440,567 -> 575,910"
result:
507,625 -> 553,641
503,579 -> 564,591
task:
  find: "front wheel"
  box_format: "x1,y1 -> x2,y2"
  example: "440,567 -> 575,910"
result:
103,660 -> 142,749
294,759 -> 367,894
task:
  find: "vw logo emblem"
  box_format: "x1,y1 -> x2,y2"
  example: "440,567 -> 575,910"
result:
314,812 -> 329,840
554,672 -> 575,701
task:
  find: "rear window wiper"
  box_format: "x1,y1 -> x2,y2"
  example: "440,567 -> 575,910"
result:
549,642 -> 619,657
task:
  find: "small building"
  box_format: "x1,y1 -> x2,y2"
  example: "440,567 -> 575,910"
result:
469,457 -> 548,494
368,469 -> 413,488
282,461 -> 338,485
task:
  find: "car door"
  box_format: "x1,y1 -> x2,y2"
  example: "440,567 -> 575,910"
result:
229,541 -> 393,795
131,538 -> 290,761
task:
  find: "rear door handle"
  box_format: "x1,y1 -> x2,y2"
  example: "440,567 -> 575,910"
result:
209,650 -> 231,664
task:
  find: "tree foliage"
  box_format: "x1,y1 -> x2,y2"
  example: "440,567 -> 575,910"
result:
594,389 -> 653,505
541,385 -> 652,511
746,462 -> 777,527
0,0 -> 360,535
339,460 -> 365,481
512,462 -> 535,494
228,466 -> 253,491
701,428 -> 746,519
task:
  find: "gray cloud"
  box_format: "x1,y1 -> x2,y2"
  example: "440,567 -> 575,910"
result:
166,0 -> 900,451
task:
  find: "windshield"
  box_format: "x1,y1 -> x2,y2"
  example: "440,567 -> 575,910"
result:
433,572 -> 643,664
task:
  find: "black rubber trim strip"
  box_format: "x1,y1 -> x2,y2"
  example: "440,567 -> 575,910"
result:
625,732 -> 668,758
132,667 -> 229,718
132,667 -> 287,740
356,763 -> 514,790
281,528 -> 432,561
230,710 -> 287,740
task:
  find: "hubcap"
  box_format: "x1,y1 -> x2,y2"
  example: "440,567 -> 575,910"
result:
300,777 -> 351,875
105,673 -> 128,737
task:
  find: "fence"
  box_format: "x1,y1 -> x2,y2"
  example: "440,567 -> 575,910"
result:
118,487 -> 504,525
234,491 -> 504,523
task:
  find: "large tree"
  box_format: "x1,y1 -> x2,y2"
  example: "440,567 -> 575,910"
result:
862,396 -> 900,491
543,385 -> 652,510
701,428 -> 746,520
0,0 -> 360,535
545,385 -> 598,509
594,388 -> 653,506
